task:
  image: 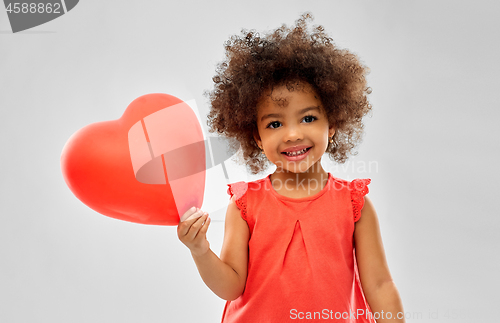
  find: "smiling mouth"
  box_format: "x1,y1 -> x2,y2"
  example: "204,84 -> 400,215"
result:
282,147 -> 311,156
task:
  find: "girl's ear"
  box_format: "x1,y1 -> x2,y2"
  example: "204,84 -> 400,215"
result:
253,129 -> 262,149
329,126 -> 335,138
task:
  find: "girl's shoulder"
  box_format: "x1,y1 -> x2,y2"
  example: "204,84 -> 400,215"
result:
226,177 -> 266,221
329,174 -> 368,184
226,176 -> 267,198
328,175 -> 371,222
348,177 -> 372,222
329,175 -> 371,191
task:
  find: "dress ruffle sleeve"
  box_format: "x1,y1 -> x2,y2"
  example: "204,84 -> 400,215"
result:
349,178 -> 371,222
227,181 -> 248,221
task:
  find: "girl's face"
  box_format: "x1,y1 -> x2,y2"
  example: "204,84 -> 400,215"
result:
253,82 -> 335,174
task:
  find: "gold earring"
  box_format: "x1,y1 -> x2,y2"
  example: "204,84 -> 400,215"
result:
329,136 -> 334,143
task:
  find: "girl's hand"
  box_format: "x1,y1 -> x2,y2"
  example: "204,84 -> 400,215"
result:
177,207 -> 211,257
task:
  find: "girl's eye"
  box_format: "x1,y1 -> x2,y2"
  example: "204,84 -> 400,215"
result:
266,121 -> 281,129
265,115 -> 318,129
303,115 -> 317,123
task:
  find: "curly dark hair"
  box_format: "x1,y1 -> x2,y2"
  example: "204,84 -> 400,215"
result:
206,12 -> 372,175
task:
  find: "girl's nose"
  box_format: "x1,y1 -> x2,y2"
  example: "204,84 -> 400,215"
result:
283,125 -> 303,142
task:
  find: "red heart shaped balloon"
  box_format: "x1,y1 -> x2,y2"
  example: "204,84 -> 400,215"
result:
61,93 -> 206,225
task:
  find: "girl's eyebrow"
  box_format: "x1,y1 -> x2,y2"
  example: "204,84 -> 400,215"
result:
260,106 -> 320,122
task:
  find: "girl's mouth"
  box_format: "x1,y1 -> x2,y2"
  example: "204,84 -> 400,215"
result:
281,147 -> 312,160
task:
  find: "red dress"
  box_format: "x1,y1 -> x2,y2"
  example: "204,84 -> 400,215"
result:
222,172 -> 375,323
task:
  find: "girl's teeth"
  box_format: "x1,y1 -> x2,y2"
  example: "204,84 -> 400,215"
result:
286,148 -> 308,156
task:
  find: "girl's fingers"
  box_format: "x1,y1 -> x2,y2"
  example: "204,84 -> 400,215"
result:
184,213 -> 209,241
184,209 -> 204,222
196,214 -> 211,237
180,206 -> 198,222
178,209 -> 203,236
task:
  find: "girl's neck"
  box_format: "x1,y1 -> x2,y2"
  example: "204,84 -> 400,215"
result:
269,162 -> 329,197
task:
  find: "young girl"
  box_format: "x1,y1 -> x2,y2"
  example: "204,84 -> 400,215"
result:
178,13 -> 405,323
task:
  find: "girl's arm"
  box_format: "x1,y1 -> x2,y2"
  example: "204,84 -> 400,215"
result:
354,196 -> 406,323
177,197 -> 249,301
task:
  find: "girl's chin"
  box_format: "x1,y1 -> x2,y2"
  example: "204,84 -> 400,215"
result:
275,161 -> 316,174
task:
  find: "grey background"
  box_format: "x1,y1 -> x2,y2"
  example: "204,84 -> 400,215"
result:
1,1 -> 499,322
